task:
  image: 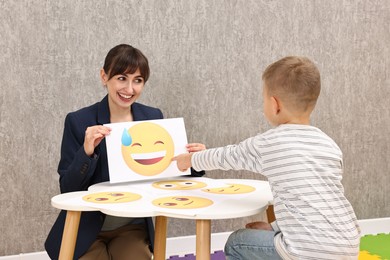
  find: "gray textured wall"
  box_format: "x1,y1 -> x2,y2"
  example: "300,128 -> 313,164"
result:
0,0 -> 389,256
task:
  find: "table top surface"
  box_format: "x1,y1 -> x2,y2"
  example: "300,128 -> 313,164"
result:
51,177 -> 273,220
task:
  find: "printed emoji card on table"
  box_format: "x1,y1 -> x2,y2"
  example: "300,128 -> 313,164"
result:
104,118 -> 190,183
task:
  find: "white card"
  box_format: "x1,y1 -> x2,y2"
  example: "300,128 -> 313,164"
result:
104,118 -> 190,183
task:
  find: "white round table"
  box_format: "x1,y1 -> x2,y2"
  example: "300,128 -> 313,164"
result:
52,177 -> 273,260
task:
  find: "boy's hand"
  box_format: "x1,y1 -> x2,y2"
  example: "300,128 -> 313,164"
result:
186,143 -> 206,152
172,153 -> 193,172
245,221 -> 273,231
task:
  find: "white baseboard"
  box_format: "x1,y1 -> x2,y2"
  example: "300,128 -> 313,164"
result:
2,217 -> 389,260
166,231 -> 231,256
358,217 -> 390,235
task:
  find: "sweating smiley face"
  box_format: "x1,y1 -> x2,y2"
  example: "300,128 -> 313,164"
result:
121,122 -> 174,176
82,192 -> 142,204
202,183 -> 255,194
152,196 -> 213,209
152,180 -> 207,190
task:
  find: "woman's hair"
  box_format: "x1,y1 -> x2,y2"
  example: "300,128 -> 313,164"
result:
262,56 -> 321,113
103,44 -> 150,82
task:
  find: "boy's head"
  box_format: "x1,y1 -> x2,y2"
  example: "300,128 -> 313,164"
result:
262,56 -> 321,125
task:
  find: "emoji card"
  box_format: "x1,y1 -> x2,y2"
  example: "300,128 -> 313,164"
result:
104,118 -> 190,183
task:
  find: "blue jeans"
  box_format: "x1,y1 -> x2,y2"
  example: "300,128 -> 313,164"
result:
224,229 -> 282,260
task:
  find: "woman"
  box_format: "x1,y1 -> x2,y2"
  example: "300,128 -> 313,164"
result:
45,44 -> 205,260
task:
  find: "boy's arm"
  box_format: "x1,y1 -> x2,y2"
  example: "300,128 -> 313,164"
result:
173,136 -> 263,173
172,143 -> 206,172
172,153 -> 193,172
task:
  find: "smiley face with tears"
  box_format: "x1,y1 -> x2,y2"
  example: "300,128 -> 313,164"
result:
121,122 -> 174,176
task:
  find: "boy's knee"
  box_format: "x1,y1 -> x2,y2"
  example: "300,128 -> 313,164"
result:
224,232 -> 237,259
225,229 -> 246,250
225,230 -> 238,251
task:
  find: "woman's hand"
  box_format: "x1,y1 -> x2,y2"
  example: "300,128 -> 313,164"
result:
84,125 -> 111,156
186,143 -> 206,153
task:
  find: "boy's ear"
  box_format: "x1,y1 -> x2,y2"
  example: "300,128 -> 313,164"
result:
271,96 -> 281,115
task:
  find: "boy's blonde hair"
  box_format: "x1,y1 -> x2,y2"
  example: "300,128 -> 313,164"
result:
262,56 -> 321,113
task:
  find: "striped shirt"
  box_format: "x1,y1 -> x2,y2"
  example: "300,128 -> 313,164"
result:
192,124 -> 360,260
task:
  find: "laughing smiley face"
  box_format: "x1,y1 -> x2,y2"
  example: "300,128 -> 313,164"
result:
121,122 -> 174,176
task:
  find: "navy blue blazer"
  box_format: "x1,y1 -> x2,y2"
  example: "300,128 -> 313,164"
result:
45,95 -> 204,259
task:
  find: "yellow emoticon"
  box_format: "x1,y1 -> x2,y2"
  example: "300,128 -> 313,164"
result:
152,180 -> 207,190
152,196 -> 213,209
121,122 -> 174,176
202,183 -> 255,194
82,192 -> 141,204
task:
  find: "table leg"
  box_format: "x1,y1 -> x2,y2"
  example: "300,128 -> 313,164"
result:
154,216 -> 168,260
196,219 -> 211,260
59,211 -> 81,260
266,205 -> 275,223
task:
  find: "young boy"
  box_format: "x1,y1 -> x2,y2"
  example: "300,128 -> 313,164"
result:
173,56 -> 360,259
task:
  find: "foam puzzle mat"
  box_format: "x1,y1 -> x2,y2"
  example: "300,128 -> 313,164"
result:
168,250 -> 225,260
359,233 -> 390,260
167,233 -> 390,260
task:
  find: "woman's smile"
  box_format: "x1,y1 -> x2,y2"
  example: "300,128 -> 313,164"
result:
118,92 -> 134,102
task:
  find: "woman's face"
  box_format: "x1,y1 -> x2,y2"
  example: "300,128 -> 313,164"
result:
102,68 -> 145,110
